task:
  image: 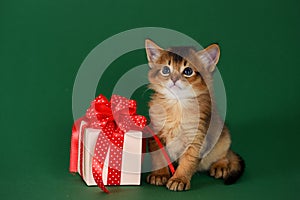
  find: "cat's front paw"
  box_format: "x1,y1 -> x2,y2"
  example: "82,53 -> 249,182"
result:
166,177 -> 191,191
147,173 -> 170,186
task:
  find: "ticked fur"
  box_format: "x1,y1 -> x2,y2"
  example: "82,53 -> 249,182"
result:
145,39 -> 245,191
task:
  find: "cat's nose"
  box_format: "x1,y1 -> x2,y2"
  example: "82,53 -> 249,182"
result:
171,75 -> 180,83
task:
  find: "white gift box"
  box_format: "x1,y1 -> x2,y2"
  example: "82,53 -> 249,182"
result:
77,121 -> 143,186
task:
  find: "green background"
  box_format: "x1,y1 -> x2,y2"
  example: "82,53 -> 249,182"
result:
1,0 -> 300,199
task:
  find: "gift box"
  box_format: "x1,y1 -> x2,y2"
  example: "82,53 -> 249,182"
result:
69,94 -> 147,193
77,120 -> 143,186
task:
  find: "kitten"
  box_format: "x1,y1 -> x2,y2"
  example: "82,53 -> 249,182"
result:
145,39 -> 245,191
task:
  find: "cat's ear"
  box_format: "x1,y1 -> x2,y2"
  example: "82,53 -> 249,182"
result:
145,39 -> 163,65
196,44 -> 220,72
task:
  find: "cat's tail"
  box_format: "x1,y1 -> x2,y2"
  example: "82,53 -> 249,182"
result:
224,150 -> 245,185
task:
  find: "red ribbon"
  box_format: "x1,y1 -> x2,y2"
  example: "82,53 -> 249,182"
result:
69,94 -> 175,193
69,117 -> 84,173
143,126 -> 175,175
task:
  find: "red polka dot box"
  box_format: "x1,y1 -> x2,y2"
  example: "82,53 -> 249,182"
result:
69,94 -> 147,193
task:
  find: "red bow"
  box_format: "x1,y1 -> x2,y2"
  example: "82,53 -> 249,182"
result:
86,94 -> 146,132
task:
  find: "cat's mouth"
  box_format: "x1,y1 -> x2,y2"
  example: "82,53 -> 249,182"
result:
170,84 -> 180,89
168,83 -> 182,90
164,80 -> 185,90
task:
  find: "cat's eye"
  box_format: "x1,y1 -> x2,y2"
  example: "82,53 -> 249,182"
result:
161,66 -> 171,76
183,67 -> 194,77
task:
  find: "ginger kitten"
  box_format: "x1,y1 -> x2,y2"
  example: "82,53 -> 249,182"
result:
145,39 -> 245,191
